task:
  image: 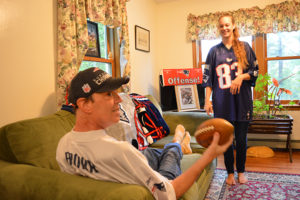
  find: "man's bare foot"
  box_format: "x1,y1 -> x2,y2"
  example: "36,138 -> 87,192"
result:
172,124 -> 186,143
238,173 -> 248,184
181,131 -> 192,154
225,173 -> 236,185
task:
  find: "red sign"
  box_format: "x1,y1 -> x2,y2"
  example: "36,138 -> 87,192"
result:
162,68 -> 202,86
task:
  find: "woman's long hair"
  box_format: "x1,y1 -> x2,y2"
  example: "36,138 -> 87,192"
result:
219,14 -> 248,70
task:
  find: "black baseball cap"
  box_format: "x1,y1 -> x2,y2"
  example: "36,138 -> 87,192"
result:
68,67 -> 130,105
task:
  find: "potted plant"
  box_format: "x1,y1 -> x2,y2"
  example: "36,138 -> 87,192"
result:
252,73 -> 296,119
248,73 -> 296,162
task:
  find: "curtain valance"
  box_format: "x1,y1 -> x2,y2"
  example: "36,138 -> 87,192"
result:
187,0 -> 300,40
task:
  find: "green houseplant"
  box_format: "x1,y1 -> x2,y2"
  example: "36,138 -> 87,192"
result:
249,73 -> 296,162
253,73 -> 296,119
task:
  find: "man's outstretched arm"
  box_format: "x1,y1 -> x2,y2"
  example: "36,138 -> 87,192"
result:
171,132 -> 233,199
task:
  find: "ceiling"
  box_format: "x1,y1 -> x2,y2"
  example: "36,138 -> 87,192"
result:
154,0 -> 179,3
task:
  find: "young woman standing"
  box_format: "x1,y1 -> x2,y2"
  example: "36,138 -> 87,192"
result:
203,14 -> 259,185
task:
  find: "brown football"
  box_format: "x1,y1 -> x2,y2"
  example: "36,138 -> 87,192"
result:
194,118 -> 234,148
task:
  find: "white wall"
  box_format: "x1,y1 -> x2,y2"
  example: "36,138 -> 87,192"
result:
154,0 -> 287,99
127,0 -> 300,147
1,0 -> 299,148
0,0 -> 57,127
128,0 -> 292,101
126,0 -> 158,96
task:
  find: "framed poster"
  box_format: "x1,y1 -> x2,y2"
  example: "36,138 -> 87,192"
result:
175,85 -> 200,112
135,25 -> 150,52
86,21 -> 101,58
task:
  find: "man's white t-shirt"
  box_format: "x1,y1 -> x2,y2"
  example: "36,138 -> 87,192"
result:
56,129 -> 176,200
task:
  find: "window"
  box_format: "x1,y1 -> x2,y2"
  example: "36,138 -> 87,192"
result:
193,31 -> 300,106
194,36 -> 252,73
80,21 -> 120,77
200,36 -> 252,63
266,31 -> 300,101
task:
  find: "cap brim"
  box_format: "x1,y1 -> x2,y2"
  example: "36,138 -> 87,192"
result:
95,76 -> 130,93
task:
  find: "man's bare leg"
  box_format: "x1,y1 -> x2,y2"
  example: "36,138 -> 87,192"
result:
181,131 -> 192,154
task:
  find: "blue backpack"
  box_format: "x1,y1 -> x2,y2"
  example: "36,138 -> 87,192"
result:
130,93 -> 170,150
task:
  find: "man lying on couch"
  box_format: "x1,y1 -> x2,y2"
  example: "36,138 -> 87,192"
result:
56,67 -> 233,200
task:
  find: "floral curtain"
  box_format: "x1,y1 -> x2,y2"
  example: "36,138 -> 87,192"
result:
57,0 -> 130,107
187,0 -> 300,41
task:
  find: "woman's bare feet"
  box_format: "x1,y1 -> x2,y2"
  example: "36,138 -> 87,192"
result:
172,124 -> 186,143
238,173 -> 248,184
181,131 -> 192,154
225,173 -> 236,185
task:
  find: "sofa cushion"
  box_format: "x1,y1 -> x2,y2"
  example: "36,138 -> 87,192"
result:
180,154 -> 216,200
163,111 -> 212,135
0,127 -> 17,163
0,154 -> 215,200
150,135 -> 206,154
0,161 -> 154,200
4,110 -> 75,170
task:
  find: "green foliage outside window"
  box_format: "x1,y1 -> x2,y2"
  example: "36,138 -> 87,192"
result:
268,60 -> 300,100
79,21 -> 112,74
267,31 -> 300,101
97,23 -> 107,58
80,61 -> 112,75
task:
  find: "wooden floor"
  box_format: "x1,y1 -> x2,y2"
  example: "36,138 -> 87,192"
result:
217,150 -> 300,174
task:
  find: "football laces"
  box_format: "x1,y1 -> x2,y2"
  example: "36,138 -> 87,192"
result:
195,125 -> 215,135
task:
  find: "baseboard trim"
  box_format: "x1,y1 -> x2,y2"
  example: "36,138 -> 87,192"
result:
247,138 -> 300,150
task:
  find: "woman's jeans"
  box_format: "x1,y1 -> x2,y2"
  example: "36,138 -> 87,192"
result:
142,143 -> 183,180
224,121 -> 249,174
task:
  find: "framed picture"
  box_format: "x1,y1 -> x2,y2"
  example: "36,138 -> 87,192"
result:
175,85 -> 200,112
86,21 -> 101,58
135,25 -> 150,52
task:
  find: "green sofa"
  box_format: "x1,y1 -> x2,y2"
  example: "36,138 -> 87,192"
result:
0,96 -> 214,200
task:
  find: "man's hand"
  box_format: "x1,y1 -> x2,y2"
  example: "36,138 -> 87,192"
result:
206,132 -> 233,157
171,131 -> 233,199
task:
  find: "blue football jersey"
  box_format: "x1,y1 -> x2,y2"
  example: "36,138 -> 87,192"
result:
202,42 -> 259,121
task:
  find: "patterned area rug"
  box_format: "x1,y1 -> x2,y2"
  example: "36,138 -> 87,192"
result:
205,169 -> 300,200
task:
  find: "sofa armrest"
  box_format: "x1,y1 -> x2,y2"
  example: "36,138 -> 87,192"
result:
0,160 -> 153,200
163,111 -> 212,136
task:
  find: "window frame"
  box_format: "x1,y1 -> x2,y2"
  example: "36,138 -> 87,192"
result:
192,33 -> 300,110
83,25 -> 120,78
